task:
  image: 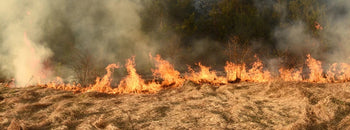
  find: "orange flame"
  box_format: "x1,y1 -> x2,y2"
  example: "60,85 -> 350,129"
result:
41,77 -> 81,92
86,64 -> 119,93
224,62 -> 244,82
306,54 -> 326,82
151,54 -> 184,87
246,57 -> 271,82
116,57 -> 161,94
326,63 -> 350,82
279,68 -> 302,81
10,53 -> 350,95
186,63 -> 227,85
225,56 -> 270,82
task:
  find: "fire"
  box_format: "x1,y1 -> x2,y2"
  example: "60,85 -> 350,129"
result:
225,56 -> 270,82
326,63 -> 350,82
306,54 -> 326,82
186,63 -> 227,85
44,77 -> 81,92
17,10 -> 52,86
246,57 -> 271,82
337,63 -> 350,82
314,21 -> 323,30
279,68 -> 302,81
224,62 -> 244,82
151,54 -> 184,87
116,57 -> 161,94
36,56 -> 171,94
5,54 -> 350,95
86,64 -> 119,93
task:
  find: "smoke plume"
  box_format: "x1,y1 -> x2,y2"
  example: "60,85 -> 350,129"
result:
271,0 -> 350,65
322,0 -> 350,63
1,0 -> 350,86
0,0 -> 157,86
0,1 -> 53,86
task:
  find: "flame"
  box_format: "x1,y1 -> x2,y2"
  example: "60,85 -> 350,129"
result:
86,64 -> 119,93
44,77 -> 81,92
246,57 -> 271,82
186,63 -> 227,85
116,57 -> 161,94
326,63 -> 337,82
279,68 -> 302,81
151,54 -> 184,87
314,21 -> 323,30
225,56 -> 270,82
4,79 -> 16,88
224,62 -> 244,82
306,54 -> 326,82
7,53 -> 350,95
326,63 -> 350,82
18,10 -> 52,86
337,63 -> 350,82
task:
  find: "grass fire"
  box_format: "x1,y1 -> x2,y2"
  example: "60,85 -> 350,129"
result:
1,0 -> 350,129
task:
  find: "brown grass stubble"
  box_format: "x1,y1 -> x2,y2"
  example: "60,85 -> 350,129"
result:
0,81 -> 350,129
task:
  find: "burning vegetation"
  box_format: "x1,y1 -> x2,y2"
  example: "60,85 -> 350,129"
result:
1,0 -> 350,91
2,54 -> 349,95
1,0 -> 350,129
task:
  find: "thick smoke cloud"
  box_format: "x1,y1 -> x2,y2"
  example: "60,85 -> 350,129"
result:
1,0 -> 350,86
274,22 -> 320,56
267,0 -> 350,64
0,1 -> 53,86
47,0 -> 157,66
322,0 -> 350,63
51,0 -> 154,62
0,0 -> 157,86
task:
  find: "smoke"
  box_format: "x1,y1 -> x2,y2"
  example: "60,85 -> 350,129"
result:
274,22 -> 320,56
56,0 -> 154,62
47,0 -> 156,68
0,0 -> 158,86
190,38 -> 225,67
0,1 -> 53,86
193,0 -> 218,15
322,0 -> 350,63
253,0 -> 275,11
265,0 -> 348,65
1,0 -> 349,86
272,0 -> 350,64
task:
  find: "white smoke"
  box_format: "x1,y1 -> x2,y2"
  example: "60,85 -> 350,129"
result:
322,0 -> 350,63
0,0 -> 156,86
0,0 -> 158,86
272,0 -> 350,63
0,1 -> 53,86
274,22 -> 320,56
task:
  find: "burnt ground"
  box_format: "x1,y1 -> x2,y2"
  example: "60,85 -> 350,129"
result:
1,81 -> 350,129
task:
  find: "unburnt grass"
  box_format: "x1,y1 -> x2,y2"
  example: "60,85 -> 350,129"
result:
0,81 -> 350,129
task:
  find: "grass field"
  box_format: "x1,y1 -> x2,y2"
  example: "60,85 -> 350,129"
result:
1,81 -> 350,129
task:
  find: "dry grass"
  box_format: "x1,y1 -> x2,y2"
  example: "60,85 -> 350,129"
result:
1,81 -> 350,129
